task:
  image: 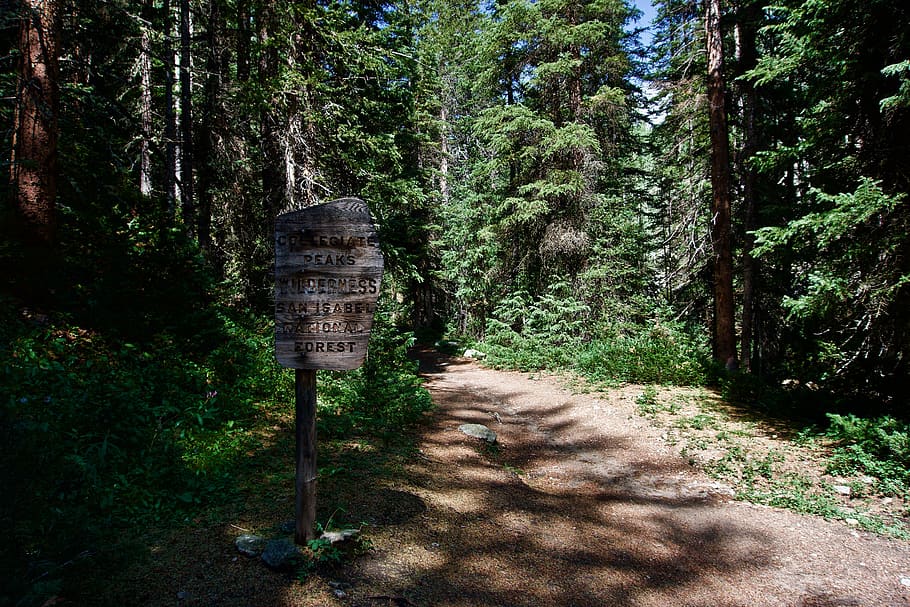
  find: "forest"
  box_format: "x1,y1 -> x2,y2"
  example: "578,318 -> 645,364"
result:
2,0 -> 909,604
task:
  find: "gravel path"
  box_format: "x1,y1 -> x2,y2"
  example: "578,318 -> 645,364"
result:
345,350 -> 910,607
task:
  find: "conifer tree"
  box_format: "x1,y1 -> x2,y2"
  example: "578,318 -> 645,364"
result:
10,0 -> 59,246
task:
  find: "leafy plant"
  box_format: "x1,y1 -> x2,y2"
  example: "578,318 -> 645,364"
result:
297,519 -> 373,579
318,298 -> 433,438
753,178 -> 910,399
636,386 -> 661,417
576,321 -> 708,385
482,282 -> 591,371
825,414 -> 910,497
0,299 -> 290,606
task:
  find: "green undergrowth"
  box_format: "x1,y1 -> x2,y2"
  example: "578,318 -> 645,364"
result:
824,413 -> 910,499
319,311 -> 433,437
575,323 -> 707,386
476,284 -> 708,385
0,291 -> 431,607
634,386 -> 910,539
0,301 -> 284,605
464,288 -> 910,538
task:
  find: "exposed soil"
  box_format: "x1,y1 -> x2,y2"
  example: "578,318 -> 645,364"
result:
100,349 -> 910,606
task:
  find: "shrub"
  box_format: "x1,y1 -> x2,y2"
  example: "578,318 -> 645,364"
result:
318,299 -> 433,437
482,283 -> 591,371
576,322 -> 708,385
825,413 -> 910,496
0,301 -> 287,606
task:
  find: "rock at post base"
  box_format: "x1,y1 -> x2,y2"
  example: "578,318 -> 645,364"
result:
261,538 -> 302,571
320,528 -> 360,544
319,529 -> 362,557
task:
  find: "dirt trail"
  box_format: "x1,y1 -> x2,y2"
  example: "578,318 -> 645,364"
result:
346,350 -> 910,607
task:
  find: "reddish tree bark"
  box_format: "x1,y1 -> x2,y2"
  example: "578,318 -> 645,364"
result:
10,0 -> 60,246
705,0 -> 737,369
736,0 -> 761,372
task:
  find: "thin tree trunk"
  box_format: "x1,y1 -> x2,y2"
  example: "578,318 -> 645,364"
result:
705,0 -> 737,369
237,0 -> 250,82
139,0 -> 153,197
10,0 -> 59,246
179,0 -> 194,233
736,1 -> 760,372
258,0 -> 283,228
197,0 -> 223,253
163,0 -> 177,217
287,1 -> 319,208
439,105 -> 450,203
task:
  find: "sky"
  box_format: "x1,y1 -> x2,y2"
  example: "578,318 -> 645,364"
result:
633,0 -> 658,26
631,0 -> 657,46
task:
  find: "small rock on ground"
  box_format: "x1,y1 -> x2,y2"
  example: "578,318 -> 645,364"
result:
321,529 -> 360,544
459,423 -> 497,443
234,534 -> 267,557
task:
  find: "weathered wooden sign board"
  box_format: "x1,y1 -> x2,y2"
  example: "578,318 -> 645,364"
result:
274,197 -> 383,545
275,198 -> 383,370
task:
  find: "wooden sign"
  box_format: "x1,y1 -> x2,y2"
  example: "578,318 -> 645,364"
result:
275,198 -> 382,543
275,198 -> 383,371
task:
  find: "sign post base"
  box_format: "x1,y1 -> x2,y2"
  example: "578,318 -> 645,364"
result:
295,368 -> 317,545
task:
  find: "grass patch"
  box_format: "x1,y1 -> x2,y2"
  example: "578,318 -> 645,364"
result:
675,412 -> 719,431
632,384 -> 910,539
476,283 -> 708,386
576,323 -> 708,386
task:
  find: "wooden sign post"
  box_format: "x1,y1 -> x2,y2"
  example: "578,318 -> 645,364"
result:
275,198 -> 383,545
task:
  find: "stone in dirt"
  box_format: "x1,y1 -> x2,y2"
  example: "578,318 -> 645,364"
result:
261,538 -> 302,571
234,534 -> 267,557
321,528 -> 360,543
459,423 -> 497,443
320,529 -> 362,558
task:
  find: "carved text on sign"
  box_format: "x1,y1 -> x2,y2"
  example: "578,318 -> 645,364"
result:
274,198 -> 383,370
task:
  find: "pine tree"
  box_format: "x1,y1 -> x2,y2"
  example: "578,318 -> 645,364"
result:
10,0 -> 59,246
748,0 -> 910,402
469,0 -> 640,306
705,0 -> 736,368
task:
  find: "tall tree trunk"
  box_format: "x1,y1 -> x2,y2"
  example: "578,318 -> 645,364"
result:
197,0 -> 224,253
236,0 -> 250,82
10,0 -> 59,246
179,0 -> 194,233
286,1 -> 319,208
705,0 -> 737,369
139,0 -> 153,197
163,0 -> 178,217
736,0 -> 760,372
258,0 -> 283,228
439,105 -> 450,203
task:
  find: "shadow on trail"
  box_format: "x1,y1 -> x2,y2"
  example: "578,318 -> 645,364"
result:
119,350 -> 899,607
342,350 -> 786,607
347,349 -> 906,607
